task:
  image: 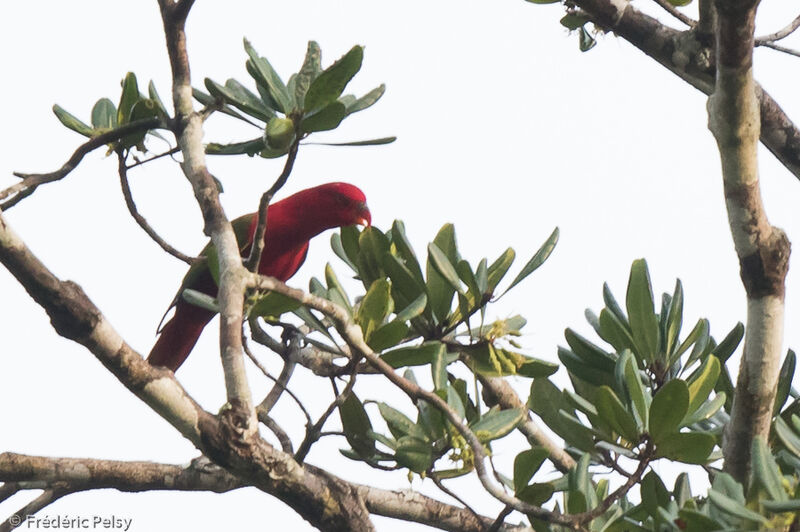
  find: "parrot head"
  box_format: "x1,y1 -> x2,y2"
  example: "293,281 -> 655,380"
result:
311,182 -> 371,228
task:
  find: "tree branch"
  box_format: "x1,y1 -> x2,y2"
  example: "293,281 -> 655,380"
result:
0,118 -> 161,209
158,0 -> 255,429
117,151 -> 196,264
0,453 -> 529,532
244,139 -> 301,272
652,0 -> 696,28
707,0 -> 791,482
755,13 -> 800,44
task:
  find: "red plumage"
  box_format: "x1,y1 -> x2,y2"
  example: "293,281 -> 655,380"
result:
147,182 -> 370,371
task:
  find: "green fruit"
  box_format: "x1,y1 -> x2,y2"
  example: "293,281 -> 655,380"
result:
265,117 -> 295,150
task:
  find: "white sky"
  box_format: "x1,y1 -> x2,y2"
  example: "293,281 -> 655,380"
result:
2,1 -> 800,531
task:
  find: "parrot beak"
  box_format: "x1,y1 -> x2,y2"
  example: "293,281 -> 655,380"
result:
357,202 -> 372,227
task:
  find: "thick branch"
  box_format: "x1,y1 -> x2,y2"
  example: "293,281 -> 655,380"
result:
0,453 -> 528,532
707,0 -> 791,482
571,0 -> 800,180
158,0 -> 255,425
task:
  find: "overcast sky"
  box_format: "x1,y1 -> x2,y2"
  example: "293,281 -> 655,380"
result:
2,2 -> 800,531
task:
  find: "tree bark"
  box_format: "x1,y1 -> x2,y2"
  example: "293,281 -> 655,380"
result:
706,0 -> 791,482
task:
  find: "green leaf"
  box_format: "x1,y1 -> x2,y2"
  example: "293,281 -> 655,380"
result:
378,403 -> 428,441
339,392 -> 376,457
751,438 -> 787,502
595,385 -> 640,442
356,279 -> 394,341
121,99 -> 161,149
707,489 -> 767,523
668,0 -> 693,6
685,356 -> 720,420
304,45 -> 363,112
656,432 -> 715,464
300,101 -> 347,133
622,351 -> 650,431
775,416 -> 800,457
598,308 -> 636,353
431,346 -> 448,391
517,483 -> 555,506
681,393 -> 726,426
664,280 -> 684,357
712,322 -> 744,363
180,289 -> 219,312
204,77 -> 274,122
649,379 -> 689,443
426,224 -> 459,323
560,13 -> 590,30
250,291 -> 301,317
558,347 -> 615,388
345,84 -> 386,115
294,40 -> 322,108
525,0 -> 560,3
447,385 -> 466,420
91,98 -> 117,130
390,220 -> 425,284
357,226 -> 390,287
206,137 -> 266,156
428,242 -> 466,296
564,328 -> 616,373
368,320 -> 409,352
324,263 -> 352,313
672,318 -> 709,366
513,448 -> 550,493
244,38 -> 293,114
148,80 -> 168,116
395,293 -> 427,322
578,26 -> 596,52
529,379 -> 595,451
774,349 -> 796,416
500,227 -> 558,296
640,471 -> 671,519
309,136 -> 397,146
626,259 -> 660,364
52,104 -> 95,137
117,72 -> 140,126
469,408 -> 524,442
394,436 -> 434,473
486,248 -> 515,295
381,342 -> 447,368
761,499 -> 800,512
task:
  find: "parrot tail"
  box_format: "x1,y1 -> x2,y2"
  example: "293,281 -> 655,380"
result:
147,301 -> 215,371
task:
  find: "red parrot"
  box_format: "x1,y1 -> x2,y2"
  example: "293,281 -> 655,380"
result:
147,182 -> 371,371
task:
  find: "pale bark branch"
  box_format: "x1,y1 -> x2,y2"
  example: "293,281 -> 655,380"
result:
157,0 -> 255,428
755,13 -> 800,44
0,453 -> 529,532
707,0 -> 791,482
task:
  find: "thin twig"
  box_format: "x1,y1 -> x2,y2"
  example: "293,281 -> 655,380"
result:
125,146 -> 181,170
430,474 -> 488,532
1,117 -> 161,205
0,483 -> 20,503
652,0 -> 696,27
755,14 -> 800,44
0,488 -> 70,532
757,41 -> 800,58
294,370 -> 358,464
488,506 -> 514,532
244,138 -> 301,272
117,151 -> 196,264
260,414 -> 294,453
241,332 -> 312,426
